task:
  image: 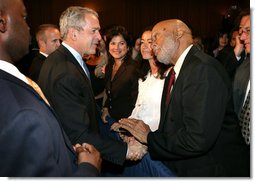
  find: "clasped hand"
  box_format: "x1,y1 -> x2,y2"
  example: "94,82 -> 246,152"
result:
111,118 -> 151,161
111,118 -> 151,144
73,143 -> 102,172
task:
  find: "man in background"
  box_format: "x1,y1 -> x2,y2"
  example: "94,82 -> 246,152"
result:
28,24 -> 61,82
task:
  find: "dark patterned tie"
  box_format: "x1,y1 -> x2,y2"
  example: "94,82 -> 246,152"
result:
165,69 -> 175,106
239,90 -> 250,145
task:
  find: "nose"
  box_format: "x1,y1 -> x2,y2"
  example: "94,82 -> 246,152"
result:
97,31 -> 102,41
56,40 -> 61,46
151,43 -> 157,51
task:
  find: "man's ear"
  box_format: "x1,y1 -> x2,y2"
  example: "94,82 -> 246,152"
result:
0,17 -> 7,33
175,28 -> 183,40
69,28 -> 78,40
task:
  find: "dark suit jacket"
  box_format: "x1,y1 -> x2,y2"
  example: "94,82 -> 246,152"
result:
147,46 -> 250,177
216,46 -> 244,81
38,45 -> 127,165
233,56 -> 250,117
104,58 -> 138,120
0,70 -> 98,177
28,52 -> 46,83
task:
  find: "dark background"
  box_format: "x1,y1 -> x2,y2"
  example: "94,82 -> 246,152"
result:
24,0 -> 249,41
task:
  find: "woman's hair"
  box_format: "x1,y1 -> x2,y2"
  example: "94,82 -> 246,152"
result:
137,26 -> 170,80
105,25 -> 132,65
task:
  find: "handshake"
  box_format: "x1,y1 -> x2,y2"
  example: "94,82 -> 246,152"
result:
111,118 -> 151,161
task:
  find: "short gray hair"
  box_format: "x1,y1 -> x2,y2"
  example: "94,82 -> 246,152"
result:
59,6 -> 98,40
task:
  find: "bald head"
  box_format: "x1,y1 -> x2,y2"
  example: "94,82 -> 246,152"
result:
151,19 -> 193,65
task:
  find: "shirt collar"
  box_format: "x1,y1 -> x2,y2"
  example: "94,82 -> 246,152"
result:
62,42 -> 83,64
39,51 -> 48,57
174,44 -> 193,80
0,60 -> 28,84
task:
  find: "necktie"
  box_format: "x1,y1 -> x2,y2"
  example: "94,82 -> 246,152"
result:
165,69 -> 175,106
82,61 -> 91,81
239,90 -> 250,145
26,77 -> 50,106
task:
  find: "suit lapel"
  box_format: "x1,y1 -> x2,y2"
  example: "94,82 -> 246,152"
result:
159,46 -> 199,129
111,61 -> 127,82
58,45 -> 91,85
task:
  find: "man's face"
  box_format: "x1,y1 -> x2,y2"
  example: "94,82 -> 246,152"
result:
239,15 -> 250,54
151,24 -> 178,65
5,0 -> 30,62
43,28 -> 61,55
76,14 -> 101,55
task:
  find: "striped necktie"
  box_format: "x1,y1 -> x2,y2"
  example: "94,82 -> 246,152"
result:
165,69 -> 175,106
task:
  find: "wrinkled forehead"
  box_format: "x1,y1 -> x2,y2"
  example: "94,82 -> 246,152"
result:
152,23 -> 171,40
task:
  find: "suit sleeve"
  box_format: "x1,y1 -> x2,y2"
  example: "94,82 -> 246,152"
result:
0,109 -> 68,176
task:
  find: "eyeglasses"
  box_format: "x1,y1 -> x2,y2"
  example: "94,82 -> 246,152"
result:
239,27 -> 250,36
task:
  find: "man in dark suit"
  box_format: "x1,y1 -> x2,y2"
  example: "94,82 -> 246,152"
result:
28,24 -> 61,83
38,6 -> 147,169
232,10 -> 250,146
0,0 -> 101,177
112,19 -> 249,176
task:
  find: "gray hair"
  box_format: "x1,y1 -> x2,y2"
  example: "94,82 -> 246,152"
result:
59,6 -> 98,40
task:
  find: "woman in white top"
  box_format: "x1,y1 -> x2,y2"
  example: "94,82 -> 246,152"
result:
111,29 -> 174,177
129,29 -> 170,131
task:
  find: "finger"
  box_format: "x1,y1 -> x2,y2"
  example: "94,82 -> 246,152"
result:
110,122 -> 121,131
75,146 -> 86,154
82,143 -> 93,153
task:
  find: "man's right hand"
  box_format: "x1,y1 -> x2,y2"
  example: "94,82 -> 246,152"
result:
74,143 -> 102,172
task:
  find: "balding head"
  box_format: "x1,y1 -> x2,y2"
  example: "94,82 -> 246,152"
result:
151,19 -> 193,65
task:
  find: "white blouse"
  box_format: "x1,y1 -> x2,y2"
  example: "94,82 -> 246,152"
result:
129,72 -> 165,131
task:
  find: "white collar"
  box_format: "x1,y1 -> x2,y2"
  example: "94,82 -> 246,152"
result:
174,44 -> 193,80
0,60 -> 28,84
62,42 -> 85,68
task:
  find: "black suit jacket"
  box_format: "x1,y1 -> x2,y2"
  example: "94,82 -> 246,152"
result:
28,52 -> 46,83
38,45 -> 127,165
216,46 -> 244,81
0,70 -> 98,176
233,56 -> 250,117
104,58 -> 138,120
147,46 -> 249,177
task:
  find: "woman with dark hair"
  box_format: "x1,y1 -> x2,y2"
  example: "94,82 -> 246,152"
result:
101,25 -> 139,123
129,28 -> 170,131
111,28 -> 175,177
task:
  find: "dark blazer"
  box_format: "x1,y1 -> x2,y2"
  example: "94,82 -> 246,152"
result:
216,46 -> 244,81
38,45 -> 127,165
233,56 -> 250,117
28,52 -> 46,83
147,46 -> 250,177
0,70 -> 98,177
104,58 -> 138,120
